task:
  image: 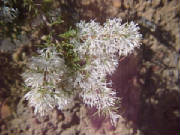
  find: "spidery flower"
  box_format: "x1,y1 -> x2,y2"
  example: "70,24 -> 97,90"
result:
22,18 -> 141,126
22,47 -> 73,116
71,18 -> 142,125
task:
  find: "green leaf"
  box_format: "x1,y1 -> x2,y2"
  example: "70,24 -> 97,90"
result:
59,29 -> 77,39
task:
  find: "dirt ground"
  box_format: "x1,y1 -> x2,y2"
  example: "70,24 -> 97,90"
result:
0,0 -> 180,135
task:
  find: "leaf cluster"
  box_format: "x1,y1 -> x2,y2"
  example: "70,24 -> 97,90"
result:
39,27 -> 82,73
58,29 -> 83,73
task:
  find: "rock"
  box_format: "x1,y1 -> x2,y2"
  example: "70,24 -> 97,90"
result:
143,8 -> 155,20
123,0 -> 133,9
1,104 -> 11,119
0,38 -> 16,52
152,0 -> 161,8
112,0 -> 121,8
81,0 -> 91,6
0,34 -> 30,52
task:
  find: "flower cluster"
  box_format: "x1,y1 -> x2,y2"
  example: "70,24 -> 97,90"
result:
71,18 -> 141,125
22,47 -> 73,116
0,0 -> 19,23
22,18 -> 141,126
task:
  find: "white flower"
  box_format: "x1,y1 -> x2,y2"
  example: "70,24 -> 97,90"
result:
0,6 -> 18,23
71,18 -> 141,125
22,18 -> 141,126
24,88 -> 56,116
54,90 -> 73,110
22,46 -> 72,116
22,72 -> 44,88
72,18 -> 142,58
109,111 -> 121,126
27,47 -> 65,73
22,47 -> 66,88
24,87 -> 73,116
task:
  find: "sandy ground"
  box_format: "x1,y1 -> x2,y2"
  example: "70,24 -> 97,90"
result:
0,0 -> 179,135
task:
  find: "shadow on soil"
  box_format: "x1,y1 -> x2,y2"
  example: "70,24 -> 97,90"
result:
111,54 -> 179,135
65,1 -> 180,134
